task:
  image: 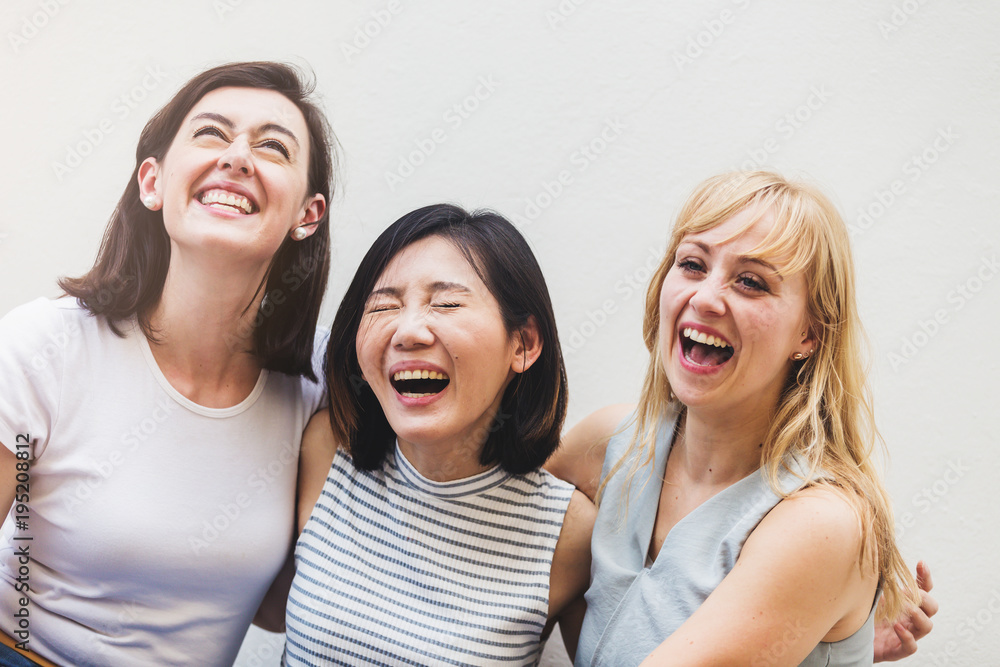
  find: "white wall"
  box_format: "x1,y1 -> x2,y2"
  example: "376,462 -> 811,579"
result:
2,1 -> 996,664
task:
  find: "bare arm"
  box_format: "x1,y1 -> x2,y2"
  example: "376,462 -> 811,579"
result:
252,410 -> 337,631
640,487 -> 880,666
546,490 -> 597,661
545,404 -> 634,501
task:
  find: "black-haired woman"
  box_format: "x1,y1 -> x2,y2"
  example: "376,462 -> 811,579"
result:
284,204 -> 595,666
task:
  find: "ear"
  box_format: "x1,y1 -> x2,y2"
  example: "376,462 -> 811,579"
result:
511,316 -> 543,374
792,321 -> 818,361
293,193 -> 327,240
137,157 -> 161,209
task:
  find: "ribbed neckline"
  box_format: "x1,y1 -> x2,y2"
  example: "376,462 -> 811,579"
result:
392,442 -> 510,499
133,317 -> 269,418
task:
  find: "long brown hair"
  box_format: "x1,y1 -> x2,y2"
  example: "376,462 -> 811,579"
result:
603,171 -> 917,620
59,62 -> 337,379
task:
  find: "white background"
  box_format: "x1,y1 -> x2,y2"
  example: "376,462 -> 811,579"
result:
2,1 -> 997,665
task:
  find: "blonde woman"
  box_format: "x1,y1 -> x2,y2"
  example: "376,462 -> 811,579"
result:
549,172 -> 934,666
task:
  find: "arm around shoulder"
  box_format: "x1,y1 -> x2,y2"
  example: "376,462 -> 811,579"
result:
546,403 -> 634,501
547,489 -> 597,661
296,409 -> 339,535
641,486 -> 879,667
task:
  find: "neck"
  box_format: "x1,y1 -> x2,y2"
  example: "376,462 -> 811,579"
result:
396,437 -> 493,483
146,251 -> 270,400
671,403 -> 773,485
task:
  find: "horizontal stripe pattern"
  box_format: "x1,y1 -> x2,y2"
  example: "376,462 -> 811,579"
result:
285,444 -> 574,666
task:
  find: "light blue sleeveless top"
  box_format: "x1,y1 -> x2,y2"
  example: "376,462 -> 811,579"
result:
576,407 -> 876,667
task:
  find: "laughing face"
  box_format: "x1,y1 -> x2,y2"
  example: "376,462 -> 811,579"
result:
659,206 -> 815,415
137,86 -> 325,264
356,235 -> 531,468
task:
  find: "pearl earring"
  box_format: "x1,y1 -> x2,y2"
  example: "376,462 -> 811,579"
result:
142,195 -> 158,210
291,227 -> 308,241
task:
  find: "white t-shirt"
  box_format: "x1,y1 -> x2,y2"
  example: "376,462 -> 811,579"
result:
0,297 -> 326,666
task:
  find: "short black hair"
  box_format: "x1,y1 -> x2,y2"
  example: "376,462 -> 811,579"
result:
326,204 -> 567,475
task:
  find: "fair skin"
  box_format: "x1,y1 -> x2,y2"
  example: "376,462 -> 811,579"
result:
3,88 -> 326,522
135,86 -> 325,407
294,236 -> 595,656
546,207 -> 937,663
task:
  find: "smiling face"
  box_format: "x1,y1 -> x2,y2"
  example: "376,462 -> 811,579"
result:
356,235 -> 531,465
137,86 -> 325,265
659,206 -> 815,416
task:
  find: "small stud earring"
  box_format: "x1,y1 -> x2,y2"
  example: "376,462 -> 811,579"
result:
142,195 -> 158,210
291,227 -> 308,241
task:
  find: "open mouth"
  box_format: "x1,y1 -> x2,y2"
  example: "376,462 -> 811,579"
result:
680,327 -> 734,367
197,188 -> 258,215
390,369 -> 450,398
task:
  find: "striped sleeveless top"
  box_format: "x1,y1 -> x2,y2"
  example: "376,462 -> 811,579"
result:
284,444 -> 575,666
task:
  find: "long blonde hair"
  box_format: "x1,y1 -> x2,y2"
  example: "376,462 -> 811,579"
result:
602,171 -> 917,620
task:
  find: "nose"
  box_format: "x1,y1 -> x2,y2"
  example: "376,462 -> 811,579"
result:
218,136 -> 254,176
392,307 -> 435,349
689,275 -> 728,317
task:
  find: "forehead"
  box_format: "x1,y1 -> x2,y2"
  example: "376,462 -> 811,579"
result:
682,206 -> 774,248
376,236 -> 483,288
185,86 -> 309,136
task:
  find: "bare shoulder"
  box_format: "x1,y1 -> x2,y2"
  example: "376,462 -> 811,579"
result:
546,403 -> 634,500
750,485 -> 865,558
296,409 -> 339,534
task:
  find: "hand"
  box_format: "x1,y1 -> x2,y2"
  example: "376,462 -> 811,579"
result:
873,561 -> 938,662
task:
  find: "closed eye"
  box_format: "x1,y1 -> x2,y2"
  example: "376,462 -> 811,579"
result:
194,125 -> 227,140
366,304 -> 399,313
433,302 -> 461,309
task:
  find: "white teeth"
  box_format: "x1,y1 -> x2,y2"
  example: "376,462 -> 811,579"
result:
682,327 -> 731,349
401,392 -> 435,398
199,190 -> 253,214
392,370 -> 449,382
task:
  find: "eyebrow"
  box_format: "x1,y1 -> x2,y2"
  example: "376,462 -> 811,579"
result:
190,112 -> 300,148
686,240 -> 784,280
367,281 -> 473,299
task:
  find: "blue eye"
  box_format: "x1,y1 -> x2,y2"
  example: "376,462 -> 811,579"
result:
677,259 -> 704,273
736,274 -> 769,293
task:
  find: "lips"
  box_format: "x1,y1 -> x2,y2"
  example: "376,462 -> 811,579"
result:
679,325 -> 734,368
